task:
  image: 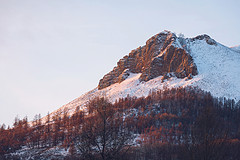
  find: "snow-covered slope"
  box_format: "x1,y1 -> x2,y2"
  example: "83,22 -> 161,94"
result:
187,39 -> 240,101
53,73 -> 196,116
50,32 -> 240,118
231,45 -> 240,52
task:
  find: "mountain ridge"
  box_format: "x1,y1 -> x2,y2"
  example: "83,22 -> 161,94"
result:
49,30 -> 240,118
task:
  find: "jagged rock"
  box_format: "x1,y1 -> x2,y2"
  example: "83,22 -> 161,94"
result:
190,34 -> 217,45
118,69 -> 130,82
187,73 -> 193,80
161,72 -> 175,82
98,31 -> 199,90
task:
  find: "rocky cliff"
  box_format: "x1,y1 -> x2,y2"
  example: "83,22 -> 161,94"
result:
98,31 -> 198,90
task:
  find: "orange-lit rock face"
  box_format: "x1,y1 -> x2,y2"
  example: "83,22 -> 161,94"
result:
98,31 -> 198,90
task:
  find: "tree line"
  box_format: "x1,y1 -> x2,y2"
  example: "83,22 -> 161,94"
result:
0,87 -> 240,159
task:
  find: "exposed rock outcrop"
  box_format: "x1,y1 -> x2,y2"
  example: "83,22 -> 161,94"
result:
190,34 -> 217,45
98,31 -> 198,90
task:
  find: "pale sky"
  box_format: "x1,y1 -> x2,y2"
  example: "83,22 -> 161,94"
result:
0,0 -> 240,126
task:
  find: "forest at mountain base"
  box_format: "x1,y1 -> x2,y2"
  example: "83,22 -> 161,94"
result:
1,87 -> 240,160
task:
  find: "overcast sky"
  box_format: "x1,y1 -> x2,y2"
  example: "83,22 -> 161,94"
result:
0,0 -> 240,126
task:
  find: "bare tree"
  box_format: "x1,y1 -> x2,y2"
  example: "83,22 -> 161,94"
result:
77,97 -> 135,160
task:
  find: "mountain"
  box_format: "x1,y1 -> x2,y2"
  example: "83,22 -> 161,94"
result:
3,30 -> 240,159
51,30 -> 240,117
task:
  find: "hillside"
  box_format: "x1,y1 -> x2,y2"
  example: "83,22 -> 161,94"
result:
2,87 -> 240,159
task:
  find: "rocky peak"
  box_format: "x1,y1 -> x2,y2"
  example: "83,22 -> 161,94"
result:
98,30 -> 198,90
190,34 -> 217,45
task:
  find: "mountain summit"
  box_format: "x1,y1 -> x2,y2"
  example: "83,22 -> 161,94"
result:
98,31 -> 198,89
53,30 -> 240,116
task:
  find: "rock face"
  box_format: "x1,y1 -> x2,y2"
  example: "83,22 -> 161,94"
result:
98,31 -> 198,90
190,34 -> 217,45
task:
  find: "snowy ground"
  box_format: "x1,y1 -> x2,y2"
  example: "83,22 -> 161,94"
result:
231,45 -> 240,52
7,146 -> 69,160
187,39 -> 240,101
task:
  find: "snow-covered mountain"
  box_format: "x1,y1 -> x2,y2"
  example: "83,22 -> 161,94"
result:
50,31 -> 240,117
